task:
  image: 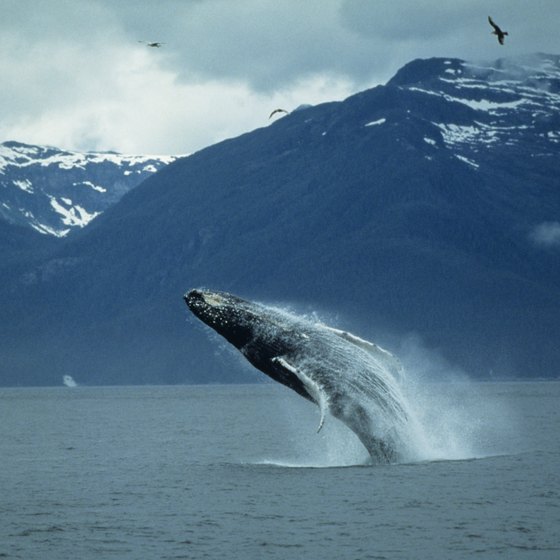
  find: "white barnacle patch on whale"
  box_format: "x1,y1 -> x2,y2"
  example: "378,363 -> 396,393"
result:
201,292 -> 227,308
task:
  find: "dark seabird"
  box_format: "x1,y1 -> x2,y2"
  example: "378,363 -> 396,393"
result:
269,108 -> 289,119
488,16 -> 508,45
138,41 -> 165,48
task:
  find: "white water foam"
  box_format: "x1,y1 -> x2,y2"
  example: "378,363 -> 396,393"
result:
255,418 -> 372,469
251,312 -> 515,467
394,334 -> 517,462
62,375 -> 78,388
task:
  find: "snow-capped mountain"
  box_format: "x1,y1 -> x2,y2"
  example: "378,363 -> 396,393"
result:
387,53 -> 560,164
2,53 -> 560,386
0,141 -> 180,237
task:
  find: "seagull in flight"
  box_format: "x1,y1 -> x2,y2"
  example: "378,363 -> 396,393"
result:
138,41 -> 165,48
488,16 -> 508,45
269,108 -> 289,119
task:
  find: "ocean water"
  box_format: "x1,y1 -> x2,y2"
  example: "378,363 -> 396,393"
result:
0,380 -> 559,559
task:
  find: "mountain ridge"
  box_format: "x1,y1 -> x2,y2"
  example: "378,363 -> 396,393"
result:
2,53 -> 559,386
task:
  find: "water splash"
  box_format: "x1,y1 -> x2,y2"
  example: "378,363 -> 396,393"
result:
62,375 -> 77,388
261,319 -> 513,466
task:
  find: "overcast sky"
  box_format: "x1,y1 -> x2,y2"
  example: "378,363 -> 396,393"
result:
1,0 -> 558,155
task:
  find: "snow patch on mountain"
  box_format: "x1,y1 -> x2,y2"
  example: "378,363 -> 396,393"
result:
394,54 -> 560,158
74,181 -> 107,193
13,179 -> 33,193
365,118 -> 386,127
0,141 -> 182,236
49,196 -> 100,228
455,154 -> 479,169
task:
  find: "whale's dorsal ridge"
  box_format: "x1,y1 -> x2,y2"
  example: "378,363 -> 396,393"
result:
272,356 -> 328,432
320,325 -> 385,355
320,325 -> 405,381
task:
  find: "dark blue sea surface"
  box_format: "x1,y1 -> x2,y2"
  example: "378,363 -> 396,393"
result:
0,381 -> 559,559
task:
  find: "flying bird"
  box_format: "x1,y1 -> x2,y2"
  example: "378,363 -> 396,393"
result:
269,108 -> 289,119
138,41 -> 165,48
488,16 -> 508,45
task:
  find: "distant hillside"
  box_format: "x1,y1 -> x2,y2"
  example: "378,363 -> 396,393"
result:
0,140 -> 179,237
1,54 -> 559,386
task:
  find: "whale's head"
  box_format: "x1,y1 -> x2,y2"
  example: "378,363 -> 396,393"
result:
184,289 -> 263,348
184,289 -> 311,393
185,289 -> 301,352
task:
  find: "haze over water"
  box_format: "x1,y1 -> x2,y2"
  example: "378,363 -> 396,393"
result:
1,380 -> 559,559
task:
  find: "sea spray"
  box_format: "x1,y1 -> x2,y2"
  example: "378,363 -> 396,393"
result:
393,334 -> 518,461
266,321 -> 514,465
62,375 -> 78,388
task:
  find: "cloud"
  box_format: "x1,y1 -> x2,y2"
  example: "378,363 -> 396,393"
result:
1,0 -> 560,154
0,40 -> 355,154
529,222 -> 560,248
0,0 -> 360,154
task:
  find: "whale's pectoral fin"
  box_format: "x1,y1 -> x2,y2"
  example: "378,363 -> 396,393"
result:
271,356 -> 328,433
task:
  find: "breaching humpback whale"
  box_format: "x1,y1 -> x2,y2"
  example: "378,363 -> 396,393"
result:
184,289 -> 411,463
